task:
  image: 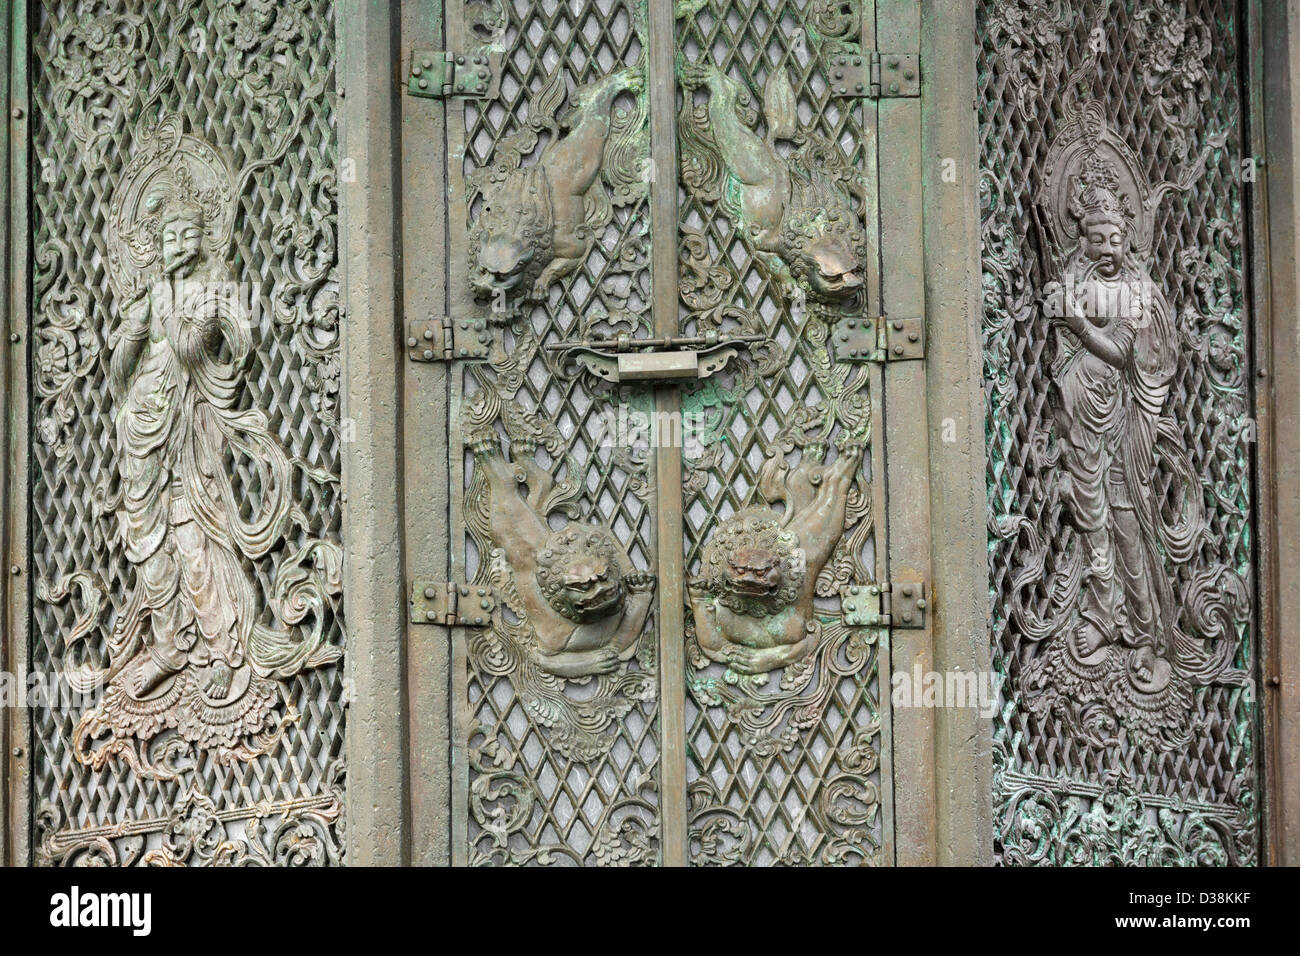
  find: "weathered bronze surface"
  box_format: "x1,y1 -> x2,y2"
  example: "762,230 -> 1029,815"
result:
689,445 -> 863,674
980,0 -> 1260,865
470,430 -> 655,679
27,0 -> 345,866
438,0 -> 889,867
678,60 -> 870,309
675,0 -> 886,867
446,0 -> 661,866
468,67 -> 648,312
7,0 -> 1292,872
1020,103 -> 1248,746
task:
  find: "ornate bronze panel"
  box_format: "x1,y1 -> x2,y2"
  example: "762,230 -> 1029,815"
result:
443,0 -> 892,867
675,1 -> 886,866
448,0 -> 661,866
979,0 -> 1260,864
29,0 -> 344,866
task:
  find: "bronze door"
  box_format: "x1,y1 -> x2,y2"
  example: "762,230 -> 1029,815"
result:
3,0 -> 1278,869
420,0 -> 927,866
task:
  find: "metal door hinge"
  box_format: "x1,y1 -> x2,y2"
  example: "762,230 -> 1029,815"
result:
829,52 -> 919,98
407,51 -> 501,99
841,578 -> 927,628
407,315 -> 491,362
411,581 -> 496,626
546,332 -> 766,384
830,315 -> 924,362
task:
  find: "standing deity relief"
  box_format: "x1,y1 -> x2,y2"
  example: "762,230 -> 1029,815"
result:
43,115 -> 343,779
1010,102 -> 1249,749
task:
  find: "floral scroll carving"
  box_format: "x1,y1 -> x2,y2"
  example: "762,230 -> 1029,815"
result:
467,729 -> 659,866
34,238 -> 101,458
1132,0 -> 1212,160
688,713 -> 882,866
993,746 -> 1255,866
35,759 -> 345,867
49,13 -> 160,167
43,116 -> 343,780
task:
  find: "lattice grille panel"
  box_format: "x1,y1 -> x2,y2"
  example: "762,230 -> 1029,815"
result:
455,0 -> 661,866
979,0 -> 1259,864
676,0 -> 884,866
30,0 -> 344,866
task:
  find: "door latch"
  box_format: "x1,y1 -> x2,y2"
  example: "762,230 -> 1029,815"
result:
830,315 -> 924,362
411,581 -> 496,626
407,51 -> 501,99
407,314 -> 491,362
828,52 -> 919,99
546,332 -> 766,384
840,578 -> 928,628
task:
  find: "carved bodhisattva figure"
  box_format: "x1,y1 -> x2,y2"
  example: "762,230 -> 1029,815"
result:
1021,105 -> 1247,745
56,118 -> 342,775
471,434 -> 655,677
690,445 -> 863,675
678,62 -> 868,307
1048,155 -> 1191,693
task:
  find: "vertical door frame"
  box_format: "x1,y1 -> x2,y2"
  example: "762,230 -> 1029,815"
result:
877,0 -> 935,867
647,0 -> 688,868
1,0 -> 31,869
915,0 -> 992,866
880,0 -> 993,867
1259,0 -> 1300,868
399,0 -> 454,868
338,0 -> 411,866
441,0 -> 470,869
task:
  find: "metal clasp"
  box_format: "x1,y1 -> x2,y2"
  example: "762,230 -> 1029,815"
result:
546,332 -> 765,384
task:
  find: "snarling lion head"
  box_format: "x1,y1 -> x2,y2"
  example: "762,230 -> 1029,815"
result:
780,155 -> 867,304
469,165 -> 555,307
535,525 -> 626,623
699,509 -> 805,616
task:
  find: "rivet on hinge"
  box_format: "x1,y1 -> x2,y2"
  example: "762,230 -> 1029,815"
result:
840,579 -> 927,628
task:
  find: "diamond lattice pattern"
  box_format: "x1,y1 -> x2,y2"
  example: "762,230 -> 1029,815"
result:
677,0 -> 883,866
459,0 -> 660,864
